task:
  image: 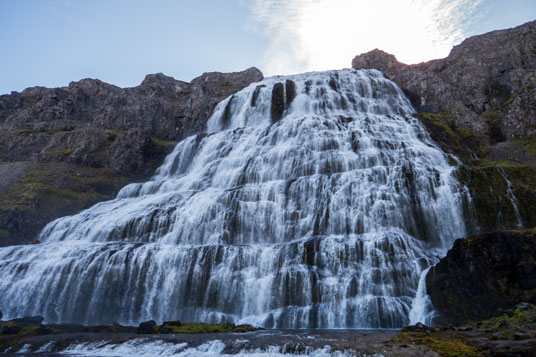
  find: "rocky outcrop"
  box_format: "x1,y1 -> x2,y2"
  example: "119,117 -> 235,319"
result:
0,68 -> 263,246
426,229 -> 536,324
352,20 -> 536,146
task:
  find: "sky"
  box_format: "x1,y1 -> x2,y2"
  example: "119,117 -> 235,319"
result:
0,0 -> 534,94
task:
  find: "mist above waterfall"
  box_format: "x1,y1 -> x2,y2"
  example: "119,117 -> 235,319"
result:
0,69 -> 469,328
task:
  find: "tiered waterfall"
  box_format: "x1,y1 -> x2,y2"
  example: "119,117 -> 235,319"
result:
0,69 -> 469,328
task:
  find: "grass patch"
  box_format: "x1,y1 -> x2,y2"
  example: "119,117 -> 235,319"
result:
17,129 -> 59,135
503,78 -> 536,110
157,322 -> 260,334
0,162 -> 131,243
477,160 -> 526,168
414,112 -> 480,162
389,332 -> 482,356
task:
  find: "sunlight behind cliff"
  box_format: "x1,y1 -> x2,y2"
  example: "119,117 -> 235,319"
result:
248,0 -> 484,75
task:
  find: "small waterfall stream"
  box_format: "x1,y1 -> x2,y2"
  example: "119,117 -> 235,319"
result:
0,69 -> 469,328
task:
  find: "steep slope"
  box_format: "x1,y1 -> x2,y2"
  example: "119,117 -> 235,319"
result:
0,68 -> 263,246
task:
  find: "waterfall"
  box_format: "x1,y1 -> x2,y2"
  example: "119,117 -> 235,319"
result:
0,69 -> 468,328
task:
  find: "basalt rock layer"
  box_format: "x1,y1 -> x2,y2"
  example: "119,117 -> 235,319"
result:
0,68 -> 263,246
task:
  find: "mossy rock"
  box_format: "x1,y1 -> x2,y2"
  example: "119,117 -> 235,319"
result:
389,332 -> 483,356
0,162 -> 132,246
427,230 -> 536,325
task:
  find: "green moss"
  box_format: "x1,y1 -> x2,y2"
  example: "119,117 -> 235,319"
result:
150,136 -> 177,146
478,160 -> 525,168
468,303 -> 536,336
480,110 -> 500,122
457,164 -> 536,231
513,136 -> 536,155
0,162 -> 131,242
389,332 -> 483,356
17,129 -> 59,135
107,133 -> 117,142
414,112 -> 480,163
502,78 -> 536,110
156,322 -> 259,334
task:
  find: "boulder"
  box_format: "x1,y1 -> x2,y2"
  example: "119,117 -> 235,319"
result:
426,229 -> 536,324
136,320 -> 157,334
158,326 -> 172,334
162,320 -> 181,327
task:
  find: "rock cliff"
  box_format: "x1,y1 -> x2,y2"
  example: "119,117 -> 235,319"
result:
0,68 -> 263,246
353,21 -> 536,234
352,20 -> 535,146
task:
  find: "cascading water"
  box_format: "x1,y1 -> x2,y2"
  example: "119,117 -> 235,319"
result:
0,69 -> 469,328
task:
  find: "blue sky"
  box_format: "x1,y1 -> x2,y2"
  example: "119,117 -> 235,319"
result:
0,0 -> 534,94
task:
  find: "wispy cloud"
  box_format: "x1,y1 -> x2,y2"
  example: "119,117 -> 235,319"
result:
247,0 -> 485,75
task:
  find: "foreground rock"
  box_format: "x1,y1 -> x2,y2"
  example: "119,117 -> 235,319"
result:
1,313 -> 535,356
396,304 -> 536,356
427,229 -> 536,324
0,67 -> 263,246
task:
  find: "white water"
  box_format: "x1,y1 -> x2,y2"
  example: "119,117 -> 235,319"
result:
0,69 -> 468,328
35,339 -> 376,357
408,267 -> 435,325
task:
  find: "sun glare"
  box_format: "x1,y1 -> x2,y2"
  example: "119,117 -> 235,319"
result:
248,0 -> 484,75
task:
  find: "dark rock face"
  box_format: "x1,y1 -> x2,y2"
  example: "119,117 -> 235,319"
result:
352,21 -> 536,144
426,229 -> 536,324
1,325 -> 21,335
0,68 -> 263,246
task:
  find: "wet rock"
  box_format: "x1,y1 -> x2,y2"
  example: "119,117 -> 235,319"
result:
136,320 -> 157,334
458,326 -> 473,332
10,316 -> 44,325
401,322 -> 432,333
34,326 -> 54,335
1,325 -> 21,335
285,79 -> 296,105
158,326 -> 172,334
0,310 -> 2,321
163,320 -> 182,327
271,82 -> 285,122
513,332 -> 531,340
515,302 -> 532,310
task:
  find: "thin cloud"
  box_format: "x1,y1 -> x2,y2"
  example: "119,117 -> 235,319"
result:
247,0 -> 485,76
